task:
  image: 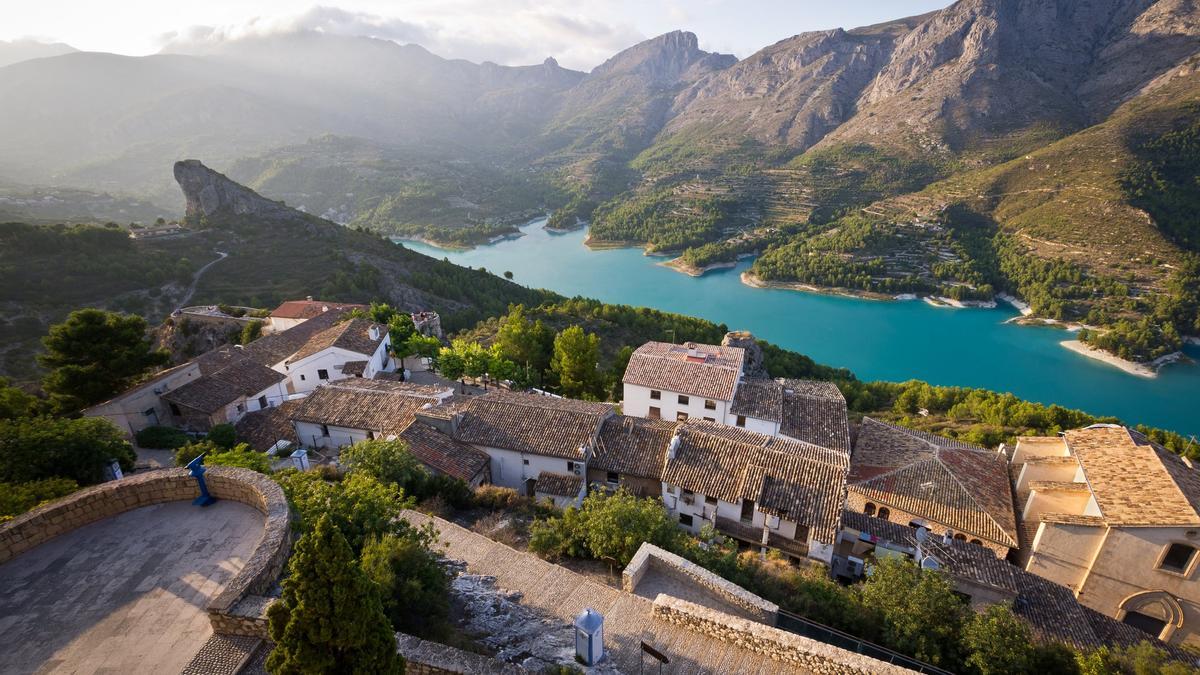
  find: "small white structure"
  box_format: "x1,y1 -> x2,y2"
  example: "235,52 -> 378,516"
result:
290,448 -> 311,471
573,608 -> 604,666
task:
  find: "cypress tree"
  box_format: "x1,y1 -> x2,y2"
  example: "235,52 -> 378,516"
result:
267,514 -> 403,674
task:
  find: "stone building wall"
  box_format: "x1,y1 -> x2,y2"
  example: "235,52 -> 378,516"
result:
652,594 -> 915,675
846,490 -> 1010,558
0,467 -> 292,639
623,542 -> 779,624
396,633 -> 526,674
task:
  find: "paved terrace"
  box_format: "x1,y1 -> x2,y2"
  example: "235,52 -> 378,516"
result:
402,510 -> 810,674
0,500 -> 263,674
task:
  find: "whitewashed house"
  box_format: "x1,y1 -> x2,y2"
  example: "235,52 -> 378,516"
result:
432,391 -> 614,503
659,420 -> 849,565
281,318 -> 394,395
289,379 -> 453,449
159,360 -> 289,431
267,298 -> 366,333
622,341 -> 745,424
84,361 -> 205,436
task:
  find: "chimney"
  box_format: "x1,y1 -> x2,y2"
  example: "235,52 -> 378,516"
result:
416,409 -> 462,438
306,295 -> 313,301
369,324 -> 382,341
668,433 -> 681,459
942,530 -> 954,545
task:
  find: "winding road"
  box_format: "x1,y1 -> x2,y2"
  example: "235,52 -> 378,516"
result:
175,250 -> 228,311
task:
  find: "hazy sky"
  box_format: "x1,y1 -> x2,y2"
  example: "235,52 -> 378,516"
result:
2,1 -> 952,71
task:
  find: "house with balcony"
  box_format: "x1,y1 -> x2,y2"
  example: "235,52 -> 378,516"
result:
1011,425 -> 1200,646
280,318 -> 393,395
660,420 -> 849,565
847,418 -> 1018,559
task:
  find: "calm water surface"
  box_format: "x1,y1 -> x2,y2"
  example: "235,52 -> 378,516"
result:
401,219 -> 1200,436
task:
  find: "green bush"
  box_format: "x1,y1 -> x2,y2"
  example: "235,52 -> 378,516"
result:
0,416 -> 134,485
135,425 -> 190,449
528,489 -> 683,567
174,441 -> 271,473
207,423 -> 236,449
274,469 -> 415,553
473,485 -> 527,511
0,477 -> 79,522
360,529 -> 450,638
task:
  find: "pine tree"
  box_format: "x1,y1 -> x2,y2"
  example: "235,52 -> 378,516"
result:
267,514 -> 403,674
550,325 -> 601,399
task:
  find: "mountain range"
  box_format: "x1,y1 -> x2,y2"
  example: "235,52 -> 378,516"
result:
1,0 -> 1198,361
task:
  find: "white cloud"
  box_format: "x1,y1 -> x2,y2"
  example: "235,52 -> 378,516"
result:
159,3 -> 647,71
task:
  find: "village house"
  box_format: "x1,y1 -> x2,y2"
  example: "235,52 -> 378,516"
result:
266,297 -> 366,333
622,341 -> 745,425
289,379 -> 453,450
1011,425 -> 1200,646
281,318 -> 394,395
82,361 -> 205,436
159,359 -> 288,431
661,420 -> 849,565
847,418 -> 1019,559
588,415 -> 677,498
394,419 -> 491,488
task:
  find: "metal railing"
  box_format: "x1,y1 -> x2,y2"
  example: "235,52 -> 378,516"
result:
776,609 -> 955,675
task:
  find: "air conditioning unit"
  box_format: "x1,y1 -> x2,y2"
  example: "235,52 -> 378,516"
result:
572,467 -> 581,476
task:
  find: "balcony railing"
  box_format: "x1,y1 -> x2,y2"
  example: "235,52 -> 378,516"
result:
714,516 -> 808,559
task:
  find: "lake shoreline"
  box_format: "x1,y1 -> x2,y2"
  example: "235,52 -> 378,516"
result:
1058,340 -> 1188,379
740,271 -> 895,301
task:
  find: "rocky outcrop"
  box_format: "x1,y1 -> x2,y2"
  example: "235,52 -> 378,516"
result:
723,331 -> 767,379
174,159 -> 297,222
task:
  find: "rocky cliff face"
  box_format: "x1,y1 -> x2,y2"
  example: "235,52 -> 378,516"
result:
174,159 -> 299,222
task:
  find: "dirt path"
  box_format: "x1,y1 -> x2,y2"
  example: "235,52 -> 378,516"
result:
176,250 -> 228,311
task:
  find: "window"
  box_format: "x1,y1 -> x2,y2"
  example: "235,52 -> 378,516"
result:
909,520 -> 925,529
300,374 -> 306,381
954,533 -> 967,541
522,458 -> 530,466
864,503 -> 876,516
676,412 -> 689,421
143,408 -> 156,417
169,403 -> 182,417
650,390 -> 661,400
567,461 -> 577,473
682,488 -> 695,505
1123,611 -> 1167,637
678,394 -> 689,405
877,507 -> 891,520
679,514 -> 694,527
321,424 -> 330,437
705,495 -> 718,507
648,406 -> 661,420
704,417 -> 716,422
236,403 -> 245,413
969,539 -> 983,546
1160,543 -> 1197,573
258,395 -> 268,409
317,369 -> 329,380
704,399 -> 716,410
367,431 -> 375,440
736,415 -> 746,427
606,471 -> 619,485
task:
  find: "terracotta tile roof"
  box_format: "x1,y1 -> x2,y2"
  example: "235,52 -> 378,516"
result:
450,391 -> 611,460
1082,606 -> 1197,662
535,472 -> 584,497
235,400 -> 301,452
622,341 -> 744,401
1039,513 -> 1106,527
290,380 -> 443,436
779,379 -> 850,454
161,360 -> 285,414
849,418 -> 1017,548
731,379 -> 783,422
1067,425 -> 1200,527
242,309 -> 351,368
1028,481 -> 1091,493
341,360 -> 368,376
270,299 -> 366,320
592,415 -> 677,479
663,420 -> 848,544
395,420 -> 489,484
286,318 -> 386,364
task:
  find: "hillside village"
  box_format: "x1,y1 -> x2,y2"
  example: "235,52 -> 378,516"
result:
48,297 -> 1200,671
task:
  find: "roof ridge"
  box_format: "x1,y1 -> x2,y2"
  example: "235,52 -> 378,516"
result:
934,448 -> 1018,545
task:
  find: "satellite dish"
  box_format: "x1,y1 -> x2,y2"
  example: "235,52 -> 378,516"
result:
915,526 -> 929,543
920,556 -> 941,571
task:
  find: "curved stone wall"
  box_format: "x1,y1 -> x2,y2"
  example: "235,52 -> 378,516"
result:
0,467 -> 291,637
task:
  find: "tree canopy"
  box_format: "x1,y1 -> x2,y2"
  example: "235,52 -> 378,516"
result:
38,309 -> 168,412
550,325 -> 602,399
0,416 -> 134,485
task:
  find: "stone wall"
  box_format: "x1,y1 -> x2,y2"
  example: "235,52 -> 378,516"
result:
396,633 -> 526,674
845,491 -> 1010,558
652,595 -> 915,675
623,542 -> 778,624
0,467 -> 291,639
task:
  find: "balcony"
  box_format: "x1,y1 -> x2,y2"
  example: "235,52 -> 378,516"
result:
715,516 -> 808,559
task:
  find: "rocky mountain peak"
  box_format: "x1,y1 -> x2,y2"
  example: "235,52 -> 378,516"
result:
174,159 -> 297,223
590,30 -> 732,85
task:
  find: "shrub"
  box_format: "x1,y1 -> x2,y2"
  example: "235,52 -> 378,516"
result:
528,489 -> 682,566
135,425 -> 190,450
0,416 -> 134,485
360,529 -> 450,638
473,485 -> 526,511
0,477 -> 79,521
207,423 -> 236,449
274,469 -> 414,553
174,441 -> 271,473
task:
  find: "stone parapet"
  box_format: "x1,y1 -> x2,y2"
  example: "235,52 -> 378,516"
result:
623,542 -> 779,624
0,467 -> 291,640
651,594 -> 915,675
396,633 -> 527,674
